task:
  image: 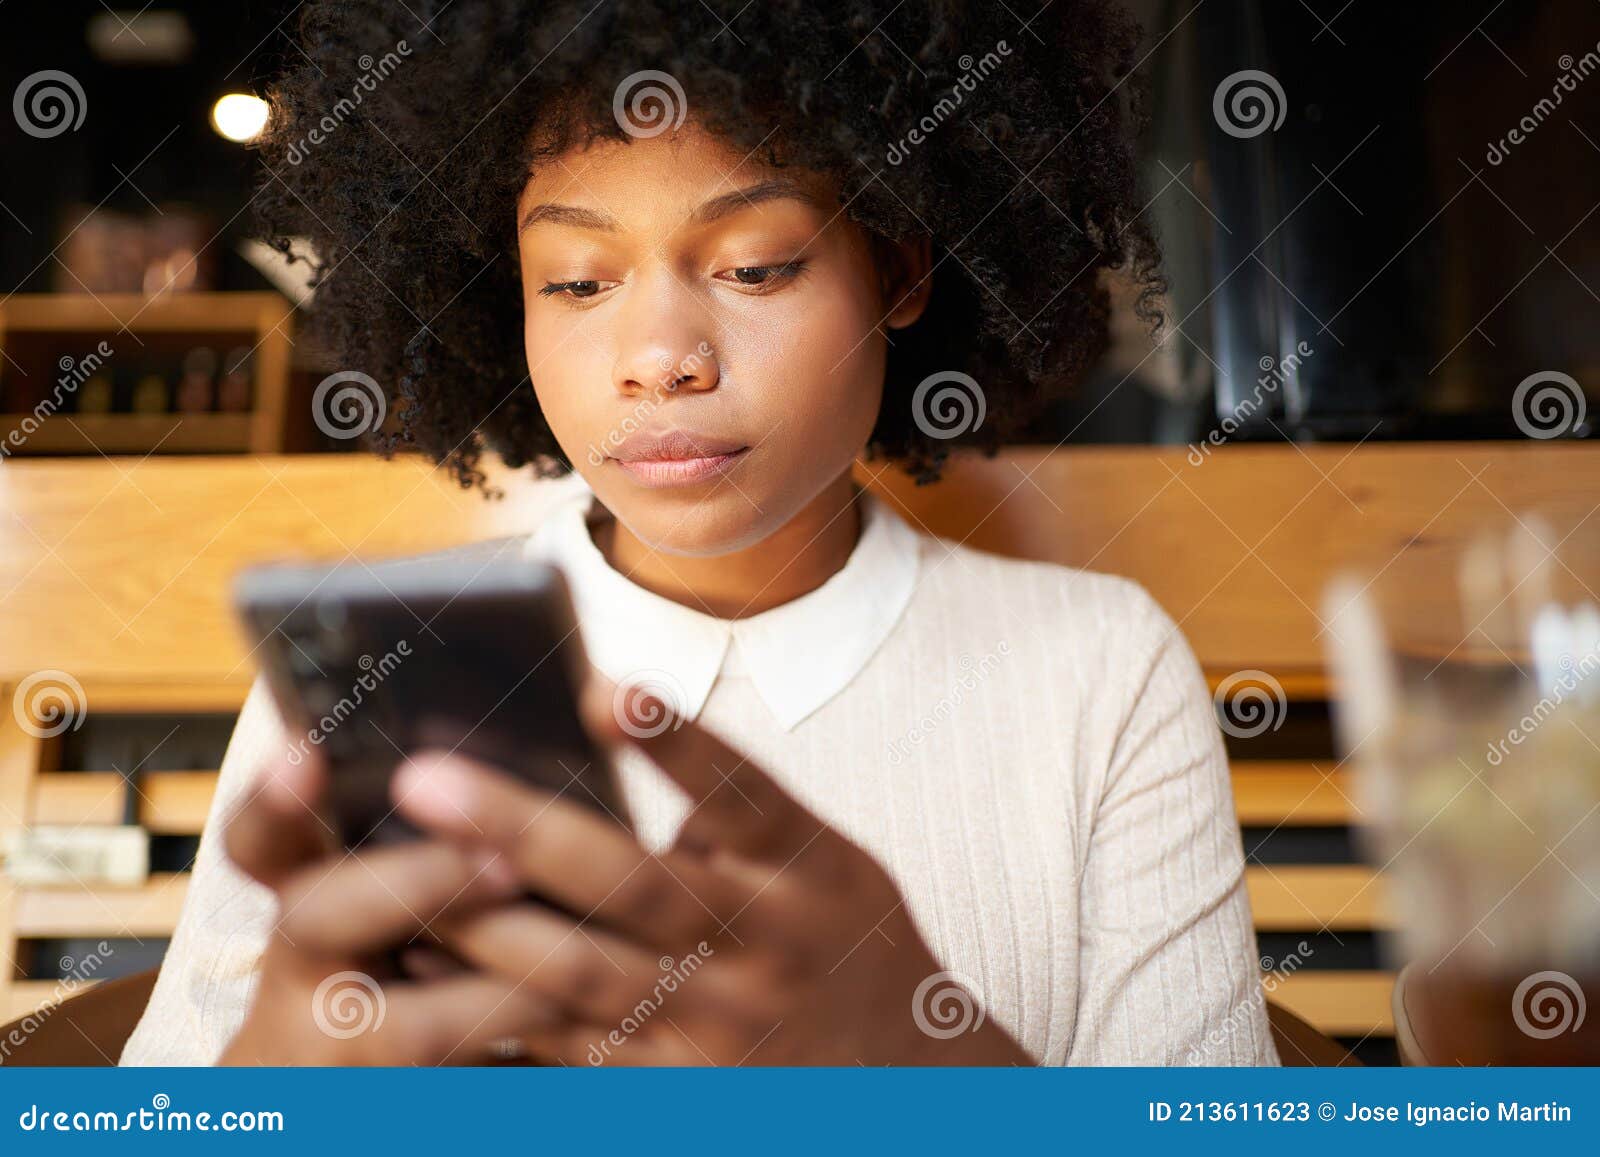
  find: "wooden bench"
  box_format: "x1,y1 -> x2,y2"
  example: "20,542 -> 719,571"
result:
4,443 -> 1597,1042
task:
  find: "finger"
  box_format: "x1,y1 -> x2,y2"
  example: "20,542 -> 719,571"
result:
587,685 -> 831,863
275,839 -> 521,956
399,943 -> 471,982
513,1018 -> 697,1068
380,974 -> 570,1066
224,748 -> 335,888
393,752 -> 744,949
437,901 -> 720,1025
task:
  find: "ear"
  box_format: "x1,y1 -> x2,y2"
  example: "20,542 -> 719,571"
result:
876,235 -> 934,330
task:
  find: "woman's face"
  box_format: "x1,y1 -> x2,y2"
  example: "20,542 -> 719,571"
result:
516,123 -> 925,556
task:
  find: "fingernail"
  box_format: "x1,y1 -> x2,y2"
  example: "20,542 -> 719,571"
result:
394,753 -> 476,819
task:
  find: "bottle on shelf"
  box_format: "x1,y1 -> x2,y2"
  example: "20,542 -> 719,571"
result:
217,346 -> 253,412
131,369 -> 171,415
176,345 -> 217,413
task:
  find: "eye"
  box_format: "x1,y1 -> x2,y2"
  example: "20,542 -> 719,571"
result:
715,261 -> 807,290
539,279 -> 614,301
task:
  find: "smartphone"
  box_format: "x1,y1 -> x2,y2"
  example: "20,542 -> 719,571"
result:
233,548 -> 626,850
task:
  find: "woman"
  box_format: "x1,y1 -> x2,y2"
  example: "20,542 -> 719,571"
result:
121,0 -> 1274,1066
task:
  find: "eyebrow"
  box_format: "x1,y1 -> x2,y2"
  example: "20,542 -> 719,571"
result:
517,178 -> 818,236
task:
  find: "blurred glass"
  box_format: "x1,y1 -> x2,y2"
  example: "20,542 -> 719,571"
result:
1325,513 -> 1600,1063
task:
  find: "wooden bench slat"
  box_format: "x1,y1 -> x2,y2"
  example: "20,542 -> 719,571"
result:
32,771 -> 218,834
1246,865 -> 1389,931
1268,971 -> 1395,1037
1231,761 -> 1356,826
13,873 -> 190,938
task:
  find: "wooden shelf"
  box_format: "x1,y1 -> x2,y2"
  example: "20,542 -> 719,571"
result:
0,291 -> 293,454
0,291 -> 288,333
1246,865 -> 1390,931
0,413 -> 253,454
12,873 -> 191,938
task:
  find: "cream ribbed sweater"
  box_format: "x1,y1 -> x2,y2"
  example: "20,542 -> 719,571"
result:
120,480 -> 1275,1066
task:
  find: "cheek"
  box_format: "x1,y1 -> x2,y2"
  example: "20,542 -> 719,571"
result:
524,310 -> 610,463
729,276 -> 886,451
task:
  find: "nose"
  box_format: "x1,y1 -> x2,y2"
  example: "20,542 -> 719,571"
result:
612,275 -> 720,397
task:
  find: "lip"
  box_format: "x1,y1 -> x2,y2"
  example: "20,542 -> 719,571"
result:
607,428 -> 751,488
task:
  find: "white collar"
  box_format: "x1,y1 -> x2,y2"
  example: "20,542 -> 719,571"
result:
521,474 -> 922,731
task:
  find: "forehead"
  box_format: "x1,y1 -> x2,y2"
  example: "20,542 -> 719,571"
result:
516,122 -> 835,228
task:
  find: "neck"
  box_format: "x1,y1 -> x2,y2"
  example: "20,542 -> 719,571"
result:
599,472 -> 862,619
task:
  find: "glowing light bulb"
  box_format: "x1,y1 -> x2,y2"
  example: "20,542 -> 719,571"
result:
211,93 -> 269,142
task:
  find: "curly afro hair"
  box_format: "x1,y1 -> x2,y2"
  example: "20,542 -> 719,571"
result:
258,0 -> 1163,489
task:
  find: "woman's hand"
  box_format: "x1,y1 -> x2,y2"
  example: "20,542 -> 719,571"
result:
392,688 -> 1033,1066
216,751 -> 567,1065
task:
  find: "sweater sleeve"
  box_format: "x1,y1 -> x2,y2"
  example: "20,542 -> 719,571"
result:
1067,587 -> 1279,1065
117,676 -> 283,1065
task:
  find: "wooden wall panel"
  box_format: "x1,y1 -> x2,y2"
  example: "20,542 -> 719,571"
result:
4,444 -> 1597,688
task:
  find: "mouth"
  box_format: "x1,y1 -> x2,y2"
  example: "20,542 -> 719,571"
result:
607,428 -> 751,488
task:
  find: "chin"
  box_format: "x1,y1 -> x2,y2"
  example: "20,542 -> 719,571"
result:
596,479 -> 789,558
